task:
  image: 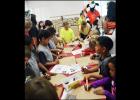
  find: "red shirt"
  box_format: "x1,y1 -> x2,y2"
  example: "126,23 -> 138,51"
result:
87,9 -> 100,25
82,48 -> 96,55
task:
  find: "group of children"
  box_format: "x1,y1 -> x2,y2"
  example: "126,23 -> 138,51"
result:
25,1 -> 116,100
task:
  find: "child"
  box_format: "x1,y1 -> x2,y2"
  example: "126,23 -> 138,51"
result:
25,46 -> 36,83
81,38 -> 96,56
29,14 -> 39,48
25,77 -> 59,100
25,36 -> 53,78
38,21 -> 45,34
25,19 -> 32,37
44,20 -> 54,29
88,56 -> 116,100
59,21 -> 75,44
83,36 -> 113,79
38,30 -> 59,68
79,21 -> 92,40
45,20 -> 63,50
47,27 -> 63,56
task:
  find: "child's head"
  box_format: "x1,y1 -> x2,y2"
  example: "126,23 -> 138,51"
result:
47,27 -> 56,38
25,46 -> 31,65
63,21 -> 69,30
38,21 -> 45,29
39,30 -> 53,46
89,39 -> 96,50
45,20 -> 53,28
25,77 -> 59,100
108,56 -> 116,79
25,19 -> 32,33
95,36 -> 113,55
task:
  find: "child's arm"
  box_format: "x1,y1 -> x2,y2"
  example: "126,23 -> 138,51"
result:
38,52 -> 59,67
104,90 -> 116,100
94,88 -> 116,100
37,62 -> 50,74
82,66 -> 99,74
91,77 -> 111,88
51,49 -> 62,55
85,73 -> 103,80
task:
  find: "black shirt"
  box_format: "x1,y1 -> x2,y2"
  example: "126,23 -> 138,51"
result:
29,25 -> 39,38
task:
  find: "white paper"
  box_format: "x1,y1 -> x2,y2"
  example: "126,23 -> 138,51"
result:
50,64 -> 82,74
71,49 -> 83,55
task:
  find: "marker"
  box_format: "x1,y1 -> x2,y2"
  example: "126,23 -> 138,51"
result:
86,78 -> 89,91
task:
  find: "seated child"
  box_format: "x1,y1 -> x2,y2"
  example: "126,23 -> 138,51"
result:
47,27 -> 63,56
25,77 -> 59,100
59,21 -> 75,44
82,36 -> 113,78
25,46 -> 36,83
88,56 -> 116,100
81,38 -> 96,56
25,36 -> 54,78
38,30 -> 59,69
44,20 -> 63,50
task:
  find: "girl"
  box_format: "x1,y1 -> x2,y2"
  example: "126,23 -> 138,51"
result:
88,56 -> 116,100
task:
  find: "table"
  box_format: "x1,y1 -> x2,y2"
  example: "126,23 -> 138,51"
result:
49,44 -> 106,100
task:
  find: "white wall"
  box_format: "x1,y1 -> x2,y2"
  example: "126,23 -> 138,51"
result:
25,1 -> 113,21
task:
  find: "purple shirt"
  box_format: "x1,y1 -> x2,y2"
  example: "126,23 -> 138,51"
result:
91,77 -> 116,100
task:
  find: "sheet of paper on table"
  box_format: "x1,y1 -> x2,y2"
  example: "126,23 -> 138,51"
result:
71,49 -> 83,55
50,64 -> 82,75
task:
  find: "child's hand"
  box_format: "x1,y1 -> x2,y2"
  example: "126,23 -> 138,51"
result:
54,59 -> 59,64
82,68 -> 90,74
83,74 -> 91,81
49,72 -> 57,76
94,87 -> 105,95
43,73 -> 51,80
58,55 -> 63,59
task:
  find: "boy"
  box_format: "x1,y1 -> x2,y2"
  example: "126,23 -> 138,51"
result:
25,46 -> 36,83
59,21 -> 75,44
83,36 -> 113,80
25,36 -> 52,77
25,77 -> 59,100
47,27 -> 63,56
38,30 -> 59,69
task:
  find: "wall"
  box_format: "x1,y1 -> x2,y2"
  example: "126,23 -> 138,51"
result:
25,1 -> 114,21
